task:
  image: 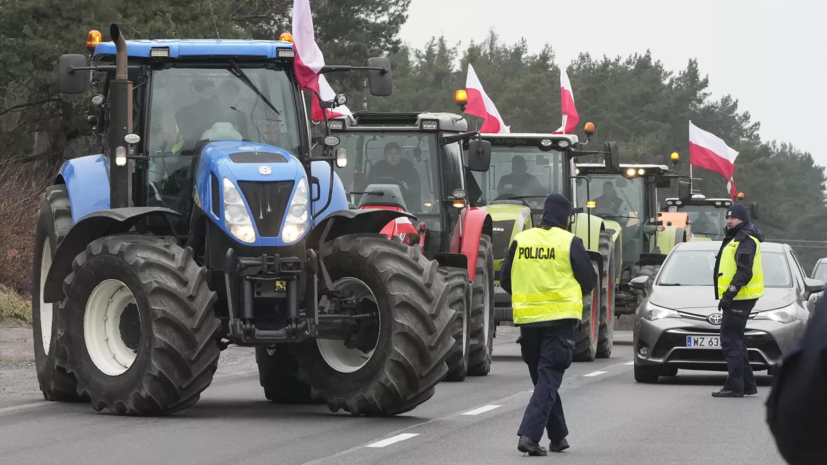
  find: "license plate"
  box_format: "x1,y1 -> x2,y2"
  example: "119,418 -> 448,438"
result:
274,281 -> 287,292
685,335 -> 721,348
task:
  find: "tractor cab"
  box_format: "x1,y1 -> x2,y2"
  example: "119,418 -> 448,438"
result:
576,162 -> 691,312
663,194 -> 735,241
328,111 -> 491,258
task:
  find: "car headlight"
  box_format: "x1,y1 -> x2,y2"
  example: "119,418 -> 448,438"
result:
282,177 -> 308,243
754,307 -> 797,324
223,178 -> 256,244
643,303 -> 681,321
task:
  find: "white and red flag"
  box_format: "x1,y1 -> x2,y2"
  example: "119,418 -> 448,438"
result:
292,0 -> 325,92
311,75 -> 352,121
465,64 -> 509,134
689,122 -> 740,200
554,69 -> 579,134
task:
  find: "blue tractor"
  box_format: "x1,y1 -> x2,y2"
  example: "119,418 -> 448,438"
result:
31,25 -> 462,416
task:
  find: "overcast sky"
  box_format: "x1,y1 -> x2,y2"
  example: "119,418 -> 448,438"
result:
399,0 -> 826,165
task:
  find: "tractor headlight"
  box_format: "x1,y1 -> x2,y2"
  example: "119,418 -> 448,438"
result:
282,178 -> 309,243
223,178 -> 256,244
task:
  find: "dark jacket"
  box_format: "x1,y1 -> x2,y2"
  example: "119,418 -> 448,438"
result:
500,199 -> 596,327
365,158 -> 421,208
766,295 -> 827,464
713,221 -> 764,301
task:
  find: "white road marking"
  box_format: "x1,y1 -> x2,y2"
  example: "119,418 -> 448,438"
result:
366,433 -> 419,448
462,405 -> 501,416
584,371 -> 607,377
625,362 -> 635,366
0,402 -> 52,415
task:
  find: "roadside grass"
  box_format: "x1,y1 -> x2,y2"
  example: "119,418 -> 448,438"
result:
0,286 -> 32,324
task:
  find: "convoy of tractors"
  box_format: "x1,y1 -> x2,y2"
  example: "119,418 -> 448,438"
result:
31,26 -> 737,417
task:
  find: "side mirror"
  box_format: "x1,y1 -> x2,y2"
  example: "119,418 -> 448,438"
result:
367,57 -> 393,97
630,275 -> 650,290
804,278 -> 825,296
749,201 -> 759,220
603,141 -> 621,174
465,139 -> 492,172
58,54 -> 90,95
678,180 -> 691,202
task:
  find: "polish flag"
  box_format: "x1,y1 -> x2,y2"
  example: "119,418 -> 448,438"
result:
465,64 -> 509,134
554,69 -> 579,134
689,121 -> 740,200
311,74 -> 352,121
292,0 -> 325,92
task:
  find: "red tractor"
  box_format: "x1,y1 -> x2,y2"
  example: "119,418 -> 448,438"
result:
327,111 -> 496,381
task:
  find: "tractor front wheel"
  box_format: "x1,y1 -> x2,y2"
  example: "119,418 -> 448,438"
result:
596,231 -> 616,359
467,235 -> 495,376
57,235 -> 221,415
442,267 -> 470,382
573,257 -> 601,362
296,234 -> 460,416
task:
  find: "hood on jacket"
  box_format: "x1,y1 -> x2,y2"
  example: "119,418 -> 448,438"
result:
541,193 -> 572,229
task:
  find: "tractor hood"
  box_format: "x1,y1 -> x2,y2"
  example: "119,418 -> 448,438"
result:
649,286 -> 798,314
202,141 -> 301,182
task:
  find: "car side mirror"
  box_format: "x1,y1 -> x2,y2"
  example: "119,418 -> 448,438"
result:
59,54 -> 90,95
603,141 -> 621,174
367,57 -> 393,97
678,180 -> 691,202
465,139 -> 491,172
630,275 -> 650,290
804,278 -> 825,297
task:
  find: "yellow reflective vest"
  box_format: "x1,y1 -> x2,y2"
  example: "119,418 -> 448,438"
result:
717,235 -> 764,300
511,227 -> 583,325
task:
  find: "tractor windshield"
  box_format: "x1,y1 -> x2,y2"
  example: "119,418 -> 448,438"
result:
577,175 -> 644,225
676,205 -> 727,238
146,65 -> 301,213
473,147 -> 565,209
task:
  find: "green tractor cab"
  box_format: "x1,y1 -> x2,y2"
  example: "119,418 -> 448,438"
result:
575,163 -> 691,314
469,131 -> 622,360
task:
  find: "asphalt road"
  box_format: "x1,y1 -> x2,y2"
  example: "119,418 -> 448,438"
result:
0,331 -> 786,465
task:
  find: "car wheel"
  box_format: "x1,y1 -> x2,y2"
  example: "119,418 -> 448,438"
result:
634,363 -> 659,383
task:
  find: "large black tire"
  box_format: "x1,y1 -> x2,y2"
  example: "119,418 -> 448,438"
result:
56,235 -> 221,415
31,185 -> 83,402
255,345 -> 317,403
573,257 -> 601,362
468,235 -> 495,376
442,266 -> 470,382
295,234 -> 459,416
596,231 -> 616,359
636,264 -> 661,306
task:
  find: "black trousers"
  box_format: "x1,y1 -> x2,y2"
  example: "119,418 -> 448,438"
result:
517,324 -> 575,443
721,300 -> 757,392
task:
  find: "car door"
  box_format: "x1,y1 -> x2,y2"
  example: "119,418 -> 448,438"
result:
788,248 -> 818,313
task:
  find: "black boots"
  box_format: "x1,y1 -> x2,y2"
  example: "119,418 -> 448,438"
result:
550,438 -> 570,452
712,389 -> 745,398
518,436 -> 548,456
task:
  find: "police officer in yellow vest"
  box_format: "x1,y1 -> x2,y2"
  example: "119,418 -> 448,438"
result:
500,193 -> 596,456
712,202 -> 764,398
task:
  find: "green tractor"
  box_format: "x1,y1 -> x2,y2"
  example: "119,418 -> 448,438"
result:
574,162 -> 692,314
469,129 -> 622,360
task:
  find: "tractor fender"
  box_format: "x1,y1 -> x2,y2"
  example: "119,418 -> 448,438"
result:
449,207 -> 493,281
56,154 -> 111,223
572,212 -> 606,253
43,207 -> 181,303
305,209 -> 416,250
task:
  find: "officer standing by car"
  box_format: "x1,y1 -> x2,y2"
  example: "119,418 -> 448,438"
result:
500,193 -> 596,456
712,203 -> 764,398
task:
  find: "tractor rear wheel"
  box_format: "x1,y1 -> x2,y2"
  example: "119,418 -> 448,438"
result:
596,231 -> 615,359
32,185 -> 83,402
296,234 -> 459,416
467,235 -> 495,376
256,345 -> 317,403
573,257 -> 601,362
443,267 -> 470,382
57,235 -> 221,415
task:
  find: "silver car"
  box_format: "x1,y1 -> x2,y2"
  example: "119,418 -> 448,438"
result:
631,241 -> 825,383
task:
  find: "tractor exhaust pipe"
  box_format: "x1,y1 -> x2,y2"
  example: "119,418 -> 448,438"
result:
108,24 -> 133,209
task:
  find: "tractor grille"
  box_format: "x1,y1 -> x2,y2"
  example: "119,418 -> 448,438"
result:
238,181 -> 294,238
491,220 -> 515,260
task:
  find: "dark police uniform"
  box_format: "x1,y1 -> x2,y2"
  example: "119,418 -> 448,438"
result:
712,203 -> 764,397
500,194 -> 596,456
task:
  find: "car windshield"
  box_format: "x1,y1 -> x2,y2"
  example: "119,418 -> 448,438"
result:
146,66 -> 301,213
673,204 -> 727,237
658,250 -> 792,288
473,147 -> 565,209
813,262 -> 827,281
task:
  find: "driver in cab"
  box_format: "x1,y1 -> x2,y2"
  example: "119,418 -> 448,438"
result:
593,181 -> 625,214
175,80 -> 246,150
498,156 -> 544,197
365,142 -> 422,210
